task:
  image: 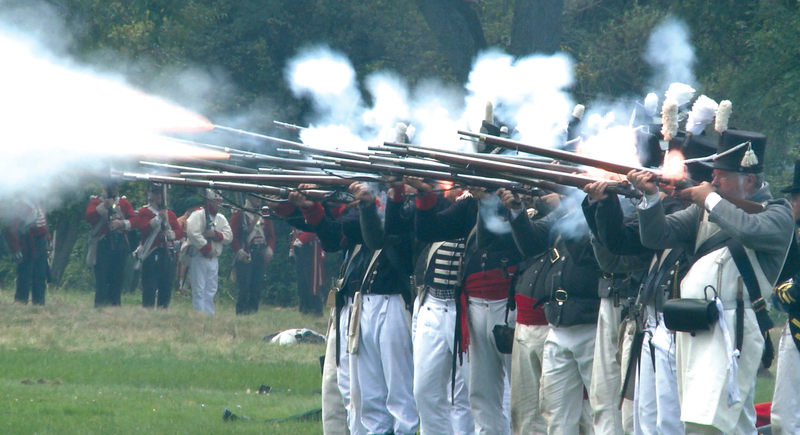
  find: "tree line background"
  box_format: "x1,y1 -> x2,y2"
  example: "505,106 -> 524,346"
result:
1,0 -> 798,305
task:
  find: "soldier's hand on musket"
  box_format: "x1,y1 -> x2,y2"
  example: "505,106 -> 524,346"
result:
497,188 -> 523,210
386,178 -> 407,201
676,182 -> 715,208
466,187 -> 489,200
627,170 -> 659,195
289,184 -> 315,209
264,246 -> 274,263
540,193 -> 562,212
404,176 -> 432,193
583,180 -> 609,201
349,182 -> 375,205
109,219 -> 124,231
203,229 -> 217,239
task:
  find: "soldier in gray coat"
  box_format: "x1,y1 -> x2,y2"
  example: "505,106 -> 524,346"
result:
628,129 -> 794,435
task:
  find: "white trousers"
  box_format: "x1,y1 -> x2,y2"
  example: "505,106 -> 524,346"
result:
771,321 -> 800,435
323,313 -> 349,435
467,297 -> 514,435
542,323 -> 597,435
357,294 -> 418,435
339,299 -> 367,435
589,298 -> 624,435
683,377 -> 756,435
414,296 -> 475,435
189,255 -> 218,314
634,315 -> 682,435
510,323 -> 549,435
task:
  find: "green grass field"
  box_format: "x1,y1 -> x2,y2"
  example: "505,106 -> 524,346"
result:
0,287 -> 328,435
0,285 -> 781,435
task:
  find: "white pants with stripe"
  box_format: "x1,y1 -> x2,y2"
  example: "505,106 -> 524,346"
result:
589,298 -> 624,435
634,314 -> 682,435
510,323 -> 549,435
467,297 -> 514,435
356,293 -> 418,435
542,323 -> 597,435
322,313 -> 348,435
189,255 -> 218,314
771,320 -> 800,435
414,296 -> 475,435
339,298 -> 367,435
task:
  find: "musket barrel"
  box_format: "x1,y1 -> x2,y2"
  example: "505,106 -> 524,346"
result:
177,172 -> 380,186
381,141 -> 587,174
117,172 -> 292,197
457,130 -> 655,176
401,146 -> 642,198
213,125 -> 371,162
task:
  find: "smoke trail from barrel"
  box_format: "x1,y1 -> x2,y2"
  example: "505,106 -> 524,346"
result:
0,2 -> 214,203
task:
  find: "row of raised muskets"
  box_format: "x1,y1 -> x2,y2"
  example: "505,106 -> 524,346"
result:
118,120 -> 761,215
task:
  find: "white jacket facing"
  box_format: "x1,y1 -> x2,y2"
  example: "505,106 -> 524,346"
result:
186,207 -> 232,259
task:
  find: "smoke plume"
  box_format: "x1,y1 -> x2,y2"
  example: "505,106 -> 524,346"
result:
286,45 -> 576,155
0,1 -> 218,205
644,16 -> 697,94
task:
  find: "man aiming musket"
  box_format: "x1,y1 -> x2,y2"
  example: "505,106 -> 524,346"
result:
628,129 -> 793,434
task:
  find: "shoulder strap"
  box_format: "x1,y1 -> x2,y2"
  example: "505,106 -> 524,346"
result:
693,230 -> 730,261
360,249 -> 383,292
340,244 -> 363,284
727,239 -> 774,334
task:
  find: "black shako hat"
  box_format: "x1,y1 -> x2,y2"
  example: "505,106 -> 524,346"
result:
701,129 -> 767,174
681,134 -> 716,183
635,129 -> 664,169
781,158 -> 800,194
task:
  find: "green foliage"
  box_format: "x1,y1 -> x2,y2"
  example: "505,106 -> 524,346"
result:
563,1 -> 800,194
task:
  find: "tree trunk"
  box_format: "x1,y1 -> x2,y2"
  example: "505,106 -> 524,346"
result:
51,209 -> 84,287
414,0 -> 487,82
509,0 -> 564,56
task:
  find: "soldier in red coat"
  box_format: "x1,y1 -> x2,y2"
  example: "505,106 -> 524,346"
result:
290,228 -> 324,316
229,194 -> 275,315
132,183 -> 184,308
3,199 -> 51,305
85,179 -> 136,307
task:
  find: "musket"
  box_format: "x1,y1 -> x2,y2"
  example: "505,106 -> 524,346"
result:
178,156 -> 261,174
313,155 -> 562,196
255,155 -> 342,172
382,141 -> 589,175
458,130 -> 653,176
458,130 -> 767,213
140,161 -> 218,174
273,120 -> 307,132
177,172 -> 383,186
212,125 -> 372,162
394,144 -> 642,198
117,172 -> 345,202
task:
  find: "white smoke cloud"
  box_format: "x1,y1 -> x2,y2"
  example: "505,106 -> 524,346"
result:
463,49 -> 575,146
644,16 -> 696,94
288,46 -> 576,155
286,46 -> 363,128
0,2 -> 219,205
